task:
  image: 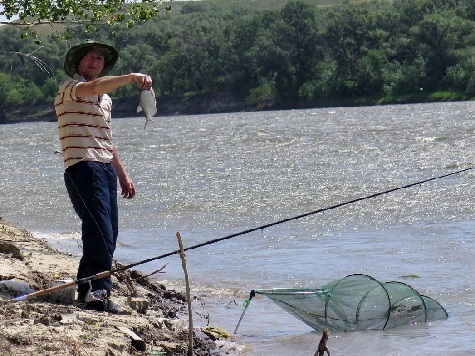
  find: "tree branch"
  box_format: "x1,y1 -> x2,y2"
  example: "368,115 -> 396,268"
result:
1,0 -> 168,32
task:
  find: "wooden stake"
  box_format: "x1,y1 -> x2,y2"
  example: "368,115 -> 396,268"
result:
176,231 -> 193,356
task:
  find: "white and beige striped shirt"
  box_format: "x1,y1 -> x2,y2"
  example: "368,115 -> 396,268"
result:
55,74 -> 114,169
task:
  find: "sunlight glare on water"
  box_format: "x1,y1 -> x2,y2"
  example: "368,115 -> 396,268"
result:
0,101 -> 474,355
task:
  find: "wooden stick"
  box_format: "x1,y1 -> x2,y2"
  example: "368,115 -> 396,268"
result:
176,231 -> 193,356
8,271 -> 111,302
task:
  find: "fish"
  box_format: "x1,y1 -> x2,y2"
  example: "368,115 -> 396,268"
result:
137,88 -> 157,129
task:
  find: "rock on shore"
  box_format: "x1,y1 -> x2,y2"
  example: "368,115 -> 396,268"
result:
0,219 -> 241,355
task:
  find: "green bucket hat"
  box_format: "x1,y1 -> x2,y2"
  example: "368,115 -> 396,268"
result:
64,40 -> 119,77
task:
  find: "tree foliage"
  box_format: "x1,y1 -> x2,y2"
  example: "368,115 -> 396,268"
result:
0,0 -> 473,121
0,0 -> 168,36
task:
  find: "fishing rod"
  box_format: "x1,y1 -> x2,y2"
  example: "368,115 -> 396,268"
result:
9,166 -> 473,302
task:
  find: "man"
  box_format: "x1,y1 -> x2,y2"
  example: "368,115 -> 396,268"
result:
54,40 -> 152,313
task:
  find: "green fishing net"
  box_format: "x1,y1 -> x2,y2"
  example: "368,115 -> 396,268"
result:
255,274 -> 448,332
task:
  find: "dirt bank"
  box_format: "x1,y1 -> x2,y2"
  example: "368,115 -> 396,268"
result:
0,219 -> 241,355
0,92 -> 250,124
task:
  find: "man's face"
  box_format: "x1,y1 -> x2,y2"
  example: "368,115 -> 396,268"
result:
77,49 -> 105,80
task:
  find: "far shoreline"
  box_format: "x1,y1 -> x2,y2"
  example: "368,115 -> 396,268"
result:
1,92 -> 472,125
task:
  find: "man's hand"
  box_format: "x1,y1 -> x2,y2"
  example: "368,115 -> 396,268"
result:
119,174 -> 136,199
130,73 -> 153,91
111,146 -> 136,199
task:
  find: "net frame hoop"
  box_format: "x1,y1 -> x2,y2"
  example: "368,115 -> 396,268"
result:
384,281 -> 428,323
355,276 -> 391,330
324,274 -> 382,328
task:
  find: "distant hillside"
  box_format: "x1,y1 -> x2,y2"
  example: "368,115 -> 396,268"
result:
0,0 -> 361,33
206,0 -> 362,10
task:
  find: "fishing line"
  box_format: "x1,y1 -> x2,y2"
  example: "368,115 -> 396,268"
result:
72,167 -> 475,274
10,166 -> 472,302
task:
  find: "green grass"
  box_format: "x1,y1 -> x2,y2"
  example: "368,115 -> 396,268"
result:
377,90 -> 471,105
428,91 -> 469,101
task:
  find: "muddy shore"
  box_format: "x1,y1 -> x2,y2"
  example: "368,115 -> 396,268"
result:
0,218 -> 242,355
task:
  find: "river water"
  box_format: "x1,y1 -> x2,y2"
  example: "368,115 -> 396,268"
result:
1,102 -> 474,355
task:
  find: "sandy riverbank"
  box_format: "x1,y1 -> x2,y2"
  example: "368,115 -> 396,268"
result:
0,218 -> 241,355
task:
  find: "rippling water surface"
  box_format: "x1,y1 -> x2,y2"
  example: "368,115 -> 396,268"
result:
1,102 -> 474,355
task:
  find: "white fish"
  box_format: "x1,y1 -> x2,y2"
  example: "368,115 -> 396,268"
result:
137,88 -> 157,129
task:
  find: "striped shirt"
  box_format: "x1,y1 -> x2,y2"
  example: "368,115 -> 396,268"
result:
54,74 -> 114,169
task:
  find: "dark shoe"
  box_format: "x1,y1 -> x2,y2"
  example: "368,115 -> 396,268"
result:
76,299 -> 106,311
106,299 -> 131,315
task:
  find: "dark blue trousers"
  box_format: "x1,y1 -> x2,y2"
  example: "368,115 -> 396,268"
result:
64,161 -> 118,300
